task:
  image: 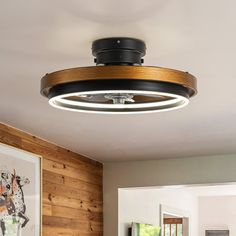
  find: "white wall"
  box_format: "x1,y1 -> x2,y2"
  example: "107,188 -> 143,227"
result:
104,154 -> 236,236
199,196 -> 236,236
119,188 -> 199,236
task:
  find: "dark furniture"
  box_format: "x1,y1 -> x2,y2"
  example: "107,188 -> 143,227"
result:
206,230 -> 229,236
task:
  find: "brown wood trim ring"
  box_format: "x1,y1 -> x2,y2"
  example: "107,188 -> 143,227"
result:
41,66 -> 197,97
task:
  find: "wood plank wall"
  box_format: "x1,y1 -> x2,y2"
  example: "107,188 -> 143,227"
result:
0,123 -> 103,236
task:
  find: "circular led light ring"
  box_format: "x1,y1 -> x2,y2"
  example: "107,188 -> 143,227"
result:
49,90 -> 189,114
47,78 -> 190,113
49,90 -> 186,108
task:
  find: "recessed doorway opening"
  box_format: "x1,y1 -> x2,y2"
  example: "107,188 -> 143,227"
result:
119,182 -> 236,236
161,205 -> 189,236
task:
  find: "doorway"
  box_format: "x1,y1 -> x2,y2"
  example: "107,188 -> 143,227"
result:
163,215 -> 183,236
160,205 -> 189,236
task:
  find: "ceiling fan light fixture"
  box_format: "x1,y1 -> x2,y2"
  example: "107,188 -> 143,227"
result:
41,37 -> 197,114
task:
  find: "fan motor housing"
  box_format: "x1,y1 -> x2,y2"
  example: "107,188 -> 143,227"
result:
92,37 -> 146,65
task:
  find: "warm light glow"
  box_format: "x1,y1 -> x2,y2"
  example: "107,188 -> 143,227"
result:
49,90 -> 189,114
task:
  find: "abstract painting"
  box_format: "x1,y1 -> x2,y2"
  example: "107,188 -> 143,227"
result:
0,143 -> 41,236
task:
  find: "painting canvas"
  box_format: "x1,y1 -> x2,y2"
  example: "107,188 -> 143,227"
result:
0,143 -> 41,236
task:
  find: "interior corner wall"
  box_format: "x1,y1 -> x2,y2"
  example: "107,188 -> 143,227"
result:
104,154 -> 236,236
199,196 -> 236,235
0,123 -> 103,236
119,188 -> 199,236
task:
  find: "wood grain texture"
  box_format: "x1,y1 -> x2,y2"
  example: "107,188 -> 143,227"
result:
41,66 -> 197,98
0,123 -> 103,236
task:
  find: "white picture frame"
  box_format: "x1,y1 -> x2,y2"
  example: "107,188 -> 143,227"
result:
0,142 -> 42,236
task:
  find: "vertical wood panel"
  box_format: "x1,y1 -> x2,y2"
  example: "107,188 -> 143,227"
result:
0,123 -> 103,235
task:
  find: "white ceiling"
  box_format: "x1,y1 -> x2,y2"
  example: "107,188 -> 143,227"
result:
1,0 -> 236,162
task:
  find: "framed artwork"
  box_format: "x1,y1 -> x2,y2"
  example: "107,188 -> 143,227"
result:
0,142 -> 42,236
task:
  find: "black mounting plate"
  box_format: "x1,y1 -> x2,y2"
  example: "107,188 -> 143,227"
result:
92,37 -> 146,65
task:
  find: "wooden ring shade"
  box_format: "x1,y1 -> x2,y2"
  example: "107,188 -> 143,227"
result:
41,66 -> 197,98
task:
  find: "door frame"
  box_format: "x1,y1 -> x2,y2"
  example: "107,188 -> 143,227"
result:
160,204 -> 190,236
